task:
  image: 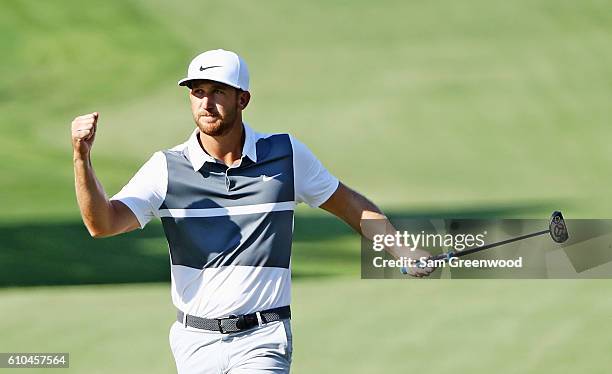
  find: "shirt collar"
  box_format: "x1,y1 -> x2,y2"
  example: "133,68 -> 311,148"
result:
187,122 -> 258,171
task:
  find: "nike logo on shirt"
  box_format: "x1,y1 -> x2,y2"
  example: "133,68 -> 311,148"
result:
262,173 -> 282,182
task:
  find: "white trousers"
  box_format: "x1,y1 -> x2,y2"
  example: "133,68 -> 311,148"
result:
169,319 -> 292,374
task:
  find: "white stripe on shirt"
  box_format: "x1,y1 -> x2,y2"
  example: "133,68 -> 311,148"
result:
159,201 -> 296,218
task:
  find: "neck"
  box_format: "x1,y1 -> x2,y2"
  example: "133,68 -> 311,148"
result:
198,120 -> 245,167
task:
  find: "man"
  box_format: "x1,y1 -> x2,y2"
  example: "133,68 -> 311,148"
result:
71,49 -> 433,373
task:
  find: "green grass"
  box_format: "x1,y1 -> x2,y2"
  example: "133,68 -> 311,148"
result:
1,0 -> 611,372
1,280 -> 611,374
1,0 -> 611,220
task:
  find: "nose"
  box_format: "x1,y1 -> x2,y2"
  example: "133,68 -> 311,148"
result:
200,94 -> 214,110
200,95 -> 208,107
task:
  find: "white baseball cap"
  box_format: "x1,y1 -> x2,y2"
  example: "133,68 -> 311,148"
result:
178,49 -> 250,91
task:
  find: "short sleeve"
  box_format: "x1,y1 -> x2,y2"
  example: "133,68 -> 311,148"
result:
110,151 -> 167,228
290,135 -> 339,207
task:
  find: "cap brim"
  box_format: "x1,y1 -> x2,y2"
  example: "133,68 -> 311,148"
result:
177,77 -> 243,90
177,78 -> 191,87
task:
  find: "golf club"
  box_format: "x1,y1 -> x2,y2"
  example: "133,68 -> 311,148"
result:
405,211 -> 569,271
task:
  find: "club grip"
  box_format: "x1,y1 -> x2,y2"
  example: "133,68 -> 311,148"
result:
401,253 -> 452,273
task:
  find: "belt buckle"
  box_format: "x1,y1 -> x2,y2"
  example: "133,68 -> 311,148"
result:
217,318 -> 227,334
220,315 -> 243,333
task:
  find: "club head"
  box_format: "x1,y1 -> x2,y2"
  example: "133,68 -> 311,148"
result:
549,211 -> 569,243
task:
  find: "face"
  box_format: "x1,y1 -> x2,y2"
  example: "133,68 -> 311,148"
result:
189,80 -> 250,137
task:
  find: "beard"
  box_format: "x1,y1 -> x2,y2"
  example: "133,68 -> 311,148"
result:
194,106 -> 238,137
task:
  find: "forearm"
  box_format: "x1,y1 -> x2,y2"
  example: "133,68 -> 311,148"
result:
341,188 -> 386,237
322,183 -> 411,260
347,192 -> 406,259
73,153 -> 114,237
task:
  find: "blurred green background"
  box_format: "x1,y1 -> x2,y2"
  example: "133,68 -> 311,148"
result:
1,0 -> 611,373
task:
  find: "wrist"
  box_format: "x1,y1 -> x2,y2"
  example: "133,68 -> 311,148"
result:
73,151 -> 90,164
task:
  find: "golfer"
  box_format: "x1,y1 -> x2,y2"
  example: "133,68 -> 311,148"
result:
71,49 -> 433,373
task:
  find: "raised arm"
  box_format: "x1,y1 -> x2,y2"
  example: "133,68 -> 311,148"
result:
320,182 -> 434,277
71,112 -> 140,238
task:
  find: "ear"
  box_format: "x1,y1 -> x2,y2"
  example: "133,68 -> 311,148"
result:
238,91 -> 251,110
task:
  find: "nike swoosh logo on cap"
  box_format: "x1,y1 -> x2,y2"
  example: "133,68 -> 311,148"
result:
199,65 -> 222,71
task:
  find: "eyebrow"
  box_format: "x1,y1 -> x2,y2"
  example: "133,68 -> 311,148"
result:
191,82 -> 228,91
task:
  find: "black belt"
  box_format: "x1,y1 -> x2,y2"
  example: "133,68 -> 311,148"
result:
177,305 -> 291,334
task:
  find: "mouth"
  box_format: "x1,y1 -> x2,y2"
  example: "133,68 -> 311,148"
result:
198,113 -> 220,122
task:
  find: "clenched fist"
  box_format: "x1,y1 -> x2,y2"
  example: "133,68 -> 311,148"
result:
71,112 -> 99,158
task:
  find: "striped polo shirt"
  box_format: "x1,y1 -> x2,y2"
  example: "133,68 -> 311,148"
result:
111,123 -> 338,318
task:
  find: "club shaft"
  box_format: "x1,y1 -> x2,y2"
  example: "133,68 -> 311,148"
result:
451,229 -> 550,258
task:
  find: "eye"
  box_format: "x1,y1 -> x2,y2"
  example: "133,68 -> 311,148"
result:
214,89 -> 225,95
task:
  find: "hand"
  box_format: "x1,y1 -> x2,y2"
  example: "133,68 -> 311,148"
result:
397,247 -> 435,278
71,112 -> 99,158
